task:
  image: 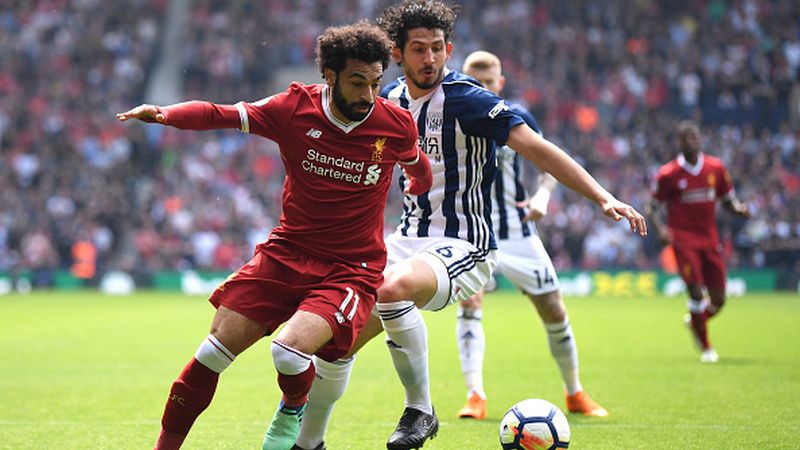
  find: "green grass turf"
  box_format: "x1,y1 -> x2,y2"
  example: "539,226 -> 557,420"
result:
1,290 -> 799,449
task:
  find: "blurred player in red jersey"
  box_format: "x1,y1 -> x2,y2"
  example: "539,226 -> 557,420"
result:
117,21 -> 431,450
648,120 -> 750,363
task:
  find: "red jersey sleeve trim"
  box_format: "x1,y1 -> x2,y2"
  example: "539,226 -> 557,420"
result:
399,148 -> 421,165
235,101 -> 249,133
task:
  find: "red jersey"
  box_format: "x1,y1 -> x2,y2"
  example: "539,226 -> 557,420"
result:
652,153 -> 734,248
162,82 -> 421,268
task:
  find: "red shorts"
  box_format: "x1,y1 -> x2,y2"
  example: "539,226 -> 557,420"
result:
209,241 -> 383,362
673,244 -> 726,291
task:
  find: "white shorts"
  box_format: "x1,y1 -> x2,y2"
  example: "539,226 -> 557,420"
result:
495,235 -> 559,296
385,233 -> 497,311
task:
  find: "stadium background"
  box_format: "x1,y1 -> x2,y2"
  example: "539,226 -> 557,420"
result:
1,0 -> 799,295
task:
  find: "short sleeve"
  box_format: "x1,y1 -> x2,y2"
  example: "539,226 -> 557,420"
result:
450,84 -> 524,146
652,170 -> 668,201
717,164 -> 734,198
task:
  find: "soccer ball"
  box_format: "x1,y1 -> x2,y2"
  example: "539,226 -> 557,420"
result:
499,399 -> 570,450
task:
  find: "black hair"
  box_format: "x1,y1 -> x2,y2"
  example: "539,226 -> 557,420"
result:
677,119 -> 700,136
315,20 -> 393,75
376,0 -> 460,50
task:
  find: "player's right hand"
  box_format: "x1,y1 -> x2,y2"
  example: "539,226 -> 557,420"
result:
116,104 -> 165,123
600,198 -> 647,236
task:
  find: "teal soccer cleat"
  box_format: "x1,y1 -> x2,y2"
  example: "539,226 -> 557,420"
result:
262,402 -> 306,450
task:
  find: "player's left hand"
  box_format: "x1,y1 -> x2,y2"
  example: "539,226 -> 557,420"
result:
403,168 -> 432,196
401,151 -> 432,196
600,199 -> 647,236
735,202 -> 752,219
517,202 -> 545,222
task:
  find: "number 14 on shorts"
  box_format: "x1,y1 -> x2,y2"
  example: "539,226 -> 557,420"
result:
533,268 -> 555,290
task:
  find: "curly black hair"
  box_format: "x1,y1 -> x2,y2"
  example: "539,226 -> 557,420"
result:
376,0 -> 460,50
315,20 -> 393,76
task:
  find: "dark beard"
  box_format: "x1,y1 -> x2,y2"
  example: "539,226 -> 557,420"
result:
408,65 -> 444,90
333,79 -> 372,122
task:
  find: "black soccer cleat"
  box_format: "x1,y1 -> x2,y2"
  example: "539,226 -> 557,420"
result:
386,407 -> 438,450
290,442 -> 326,450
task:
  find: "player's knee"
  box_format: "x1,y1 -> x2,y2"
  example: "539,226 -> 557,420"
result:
271,340 -> 312,376
540,305 -> 567,323
377,271 -> 415,303
378,257 -> 438,306
709,290 -> 726,308
531,291 -> 566,322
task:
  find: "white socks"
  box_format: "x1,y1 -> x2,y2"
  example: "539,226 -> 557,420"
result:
194,334 -> 235,373
271,340 -> 312,375
688,298 -> 708,313
295,355 -> 355,449
456,307 -> 486,398
544,318 -> 582,395
378,301 -> 432,415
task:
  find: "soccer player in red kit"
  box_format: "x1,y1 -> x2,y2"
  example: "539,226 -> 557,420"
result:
117,22 -> 431,450
648,120 -> 750,363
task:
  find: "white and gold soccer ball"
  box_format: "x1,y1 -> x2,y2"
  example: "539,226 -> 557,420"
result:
499,399 -> 570,450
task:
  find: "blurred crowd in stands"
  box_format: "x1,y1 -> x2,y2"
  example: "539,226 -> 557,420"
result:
1,0 -> 799,289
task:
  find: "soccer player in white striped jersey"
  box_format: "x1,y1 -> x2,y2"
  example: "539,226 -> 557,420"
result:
455,50 -> 608,422
291,3 -> 645,449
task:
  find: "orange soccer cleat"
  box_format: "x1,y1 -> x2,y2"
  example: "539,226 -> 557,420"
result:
566,391 -> 609,417
457,392 -> 487,420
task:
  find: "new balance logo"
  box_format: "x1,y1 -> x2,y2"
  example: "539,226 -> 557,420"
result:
306,128 -> 322,138
386,339 -> 402,349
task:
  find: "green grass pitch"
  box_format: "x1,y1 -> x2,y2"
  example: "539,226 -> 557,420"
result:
1,290 -> 799,449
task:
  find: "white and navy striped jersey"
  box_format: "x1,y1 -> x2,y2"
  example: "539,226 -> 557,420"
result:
492,103 -> 543,241
382,68 -> 524,251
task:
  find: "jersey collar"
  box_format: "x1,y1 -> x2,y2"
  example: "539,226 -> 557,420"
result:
677,152 -> 704,176
321,85 -> 373,134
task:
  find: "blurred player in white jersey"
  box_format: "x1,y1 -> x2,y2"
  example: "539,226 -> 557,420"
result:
290,2 -> 646,449
455,51 -> 607,421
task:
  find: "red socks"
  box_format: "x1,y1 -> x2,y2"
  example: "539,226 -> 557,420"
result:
154,358 -> 219,449
277,364 -> 316,408
689,312 -> 711,350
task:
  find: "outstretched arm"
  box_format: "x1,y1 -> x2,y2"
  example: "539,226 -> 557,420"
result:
506,124 -> 647,235
400,150 -> 433,196
117,101 -> 241,130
